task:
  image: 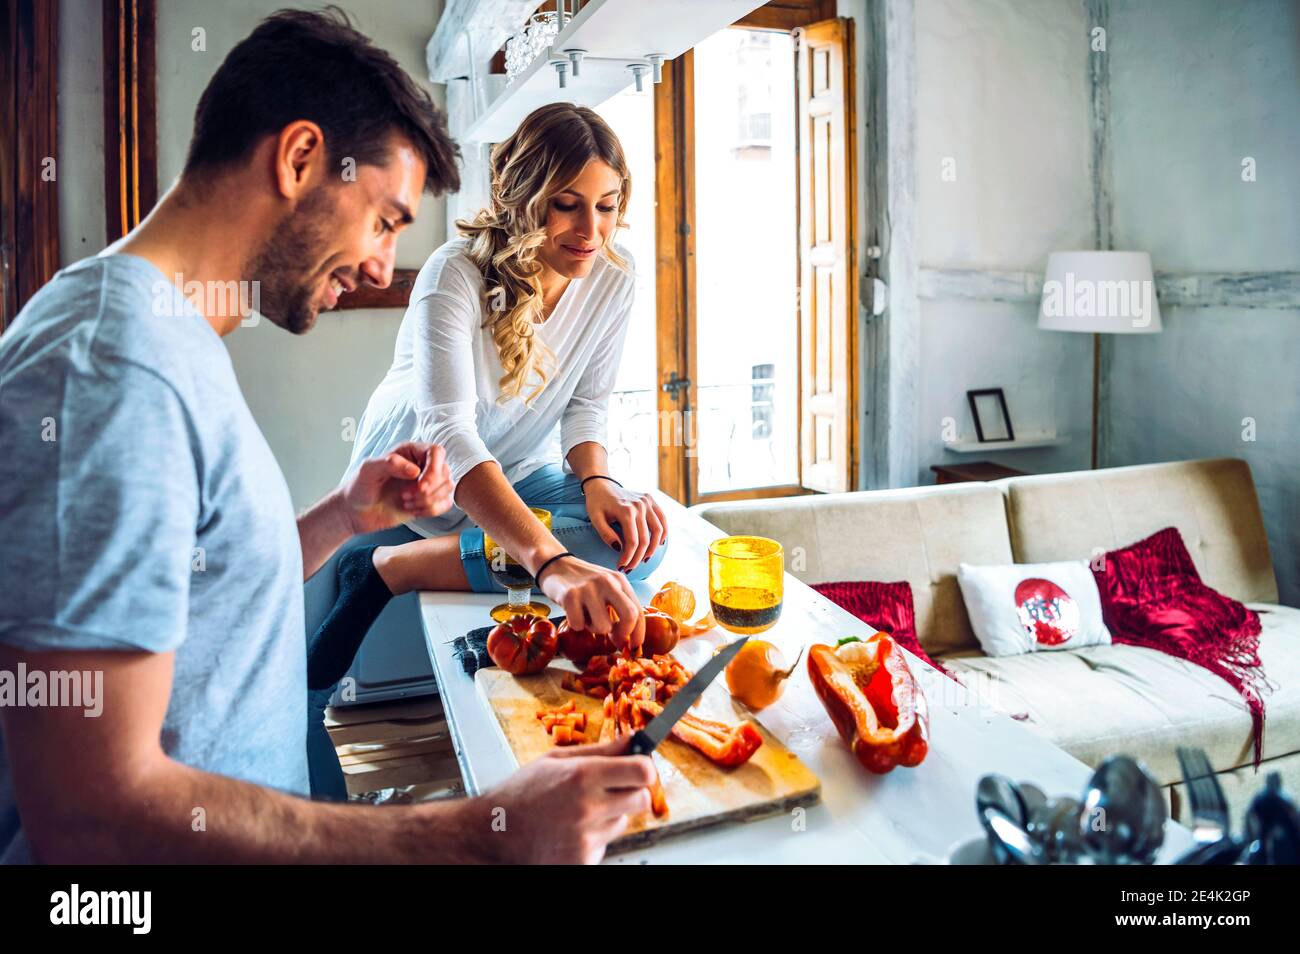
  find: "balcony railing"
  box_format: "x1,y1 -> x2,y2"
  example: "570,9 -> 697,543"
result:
605,381 -> 786,493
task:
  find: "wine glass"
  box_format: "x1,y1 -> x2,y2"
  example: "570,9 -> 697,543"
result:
483,508 -> 554,624
707,536 -> 784,635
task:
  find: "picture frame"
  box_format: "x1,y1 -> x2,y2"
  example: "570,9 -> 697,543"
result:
967,388 -> 1015,443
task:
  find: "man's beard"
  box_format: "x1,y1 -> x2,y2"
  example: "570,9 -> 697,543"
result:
245,187 -> 337,335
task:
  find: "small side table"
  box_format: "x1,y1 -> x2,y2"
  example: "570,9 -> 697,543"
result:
931,461 -> 1029,485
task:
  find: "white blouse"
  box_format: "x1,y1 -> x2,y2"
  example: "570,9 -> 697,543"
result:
347,237 -> 636,536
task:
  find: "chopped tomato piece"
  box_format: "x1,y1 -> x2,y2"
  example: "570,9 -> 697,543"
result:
670,713 -> 763,767
537,701 -> 589,744
648,774 -> 669,817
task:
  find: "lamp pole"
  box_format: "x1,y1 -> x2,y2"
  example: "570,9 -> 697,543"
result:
1091,332 -> 1101,470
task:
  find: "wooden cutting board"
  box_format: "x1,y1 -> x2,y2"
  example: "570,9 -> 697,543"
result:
475,663 -> 821,851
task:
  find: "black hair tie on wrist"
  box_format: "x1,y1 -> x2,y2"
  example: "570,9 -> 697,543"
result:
533,551 -> 575,587
580,475 -> 623,494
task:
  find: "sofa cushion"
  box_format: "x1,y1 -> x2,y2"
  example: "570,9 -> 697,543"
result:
1002,457 -> 1278,604
941,602 -> 1300,785
957,559 -> 1112,656
692,484 -> 1012,656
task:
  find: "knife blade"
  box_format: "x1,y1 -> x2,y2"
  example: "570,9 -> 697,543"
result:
626,637 -> 749,757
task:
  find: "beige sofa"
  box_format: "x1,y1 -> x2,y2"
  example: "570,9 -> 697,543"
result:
692,458 -> 1299,823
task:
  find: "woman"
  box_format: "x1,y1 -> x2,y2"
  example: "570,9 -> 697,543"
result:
307,104 -> 668,719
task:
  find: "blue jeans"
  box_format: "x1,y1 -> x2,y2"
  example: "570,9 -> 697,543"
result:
306,464 -> 665,800
457,464 -> 667,591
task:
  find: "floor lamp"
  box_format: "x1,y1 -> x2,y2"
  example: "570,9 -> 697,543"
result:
1037,251 -> 1163,469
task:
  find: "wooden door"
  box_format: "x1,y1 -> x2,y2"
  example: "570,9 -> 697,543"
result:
795,17 -> 857,493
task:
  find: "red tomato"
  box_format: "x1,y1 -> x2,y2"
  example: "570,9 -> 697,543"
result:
641,607 -> 680,657
487,615 -> 558,675
559,608 -> 676,662
557,620 -> 614,666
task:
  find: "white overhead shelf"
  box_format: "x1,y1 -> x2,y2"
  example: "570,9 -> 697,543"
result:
462,0 -> 765,144
944,435 -> 1072,453
550,0 -> 762,61
464,55 -> 636,144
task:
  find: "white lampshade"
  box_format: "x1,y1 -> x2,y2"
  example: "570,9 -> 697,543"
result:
1037,251 -> 1162,334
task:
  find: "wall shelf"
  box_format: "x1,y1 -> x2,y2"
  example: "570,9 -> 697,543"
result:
943,435 -> 1071,453
462,0 -> 765,143
464,55 -> 634,143
462,55 -> 634,142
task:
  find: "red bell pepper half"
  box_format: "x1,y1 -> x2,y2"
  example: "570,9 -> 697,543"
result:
807,633 -> 929,774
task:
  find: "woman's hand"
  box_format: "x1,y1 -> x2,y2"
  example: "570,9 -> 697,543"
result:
583,480 -> 668,572
537,556 -> 644,654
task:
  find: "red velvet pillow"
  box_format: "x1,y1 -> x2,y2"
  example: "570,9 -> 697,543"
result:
1092,526 -> 1267,763
811,580 -> 954,679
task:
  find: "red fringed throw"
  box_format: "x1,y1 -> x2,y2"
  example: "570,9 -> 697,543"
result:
811,580 -> 959,681
1092,527 -> 1268,765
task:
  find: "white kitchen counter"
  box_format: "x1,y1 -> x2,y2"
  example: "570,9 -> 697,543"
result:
417,491 -> 1192,864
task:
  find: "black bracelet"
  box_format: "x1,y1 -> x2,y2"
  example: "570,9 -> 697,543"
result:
580,475 -> 623,495
534,551 -> 575,587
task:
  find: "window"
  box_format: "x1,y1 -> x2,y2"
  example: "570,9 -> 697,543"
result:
594,86 -> 658,494
692,28 -> 799,494
616,3 -> 855,505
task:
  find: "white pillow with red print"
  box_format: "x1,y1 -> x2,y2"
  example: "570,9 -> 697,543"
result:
957,560 -> 1112,657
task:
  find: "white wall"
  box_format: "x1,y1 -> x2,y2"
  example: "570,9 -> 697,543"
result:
57,0 -> 105,264
1104,0 -> 1300,604
914,0 -> 1094,483
152,0 -> 450,509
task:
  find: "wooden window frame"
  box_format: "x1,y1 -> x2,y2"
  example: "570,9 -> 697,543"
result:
652,0 -> 853,506
1,0 -> 60,332
793,16 -> 859,495
103,0 -> 157,244
734,0 -> 835,32
653,53 -> 694,504
335,269 -> 422,310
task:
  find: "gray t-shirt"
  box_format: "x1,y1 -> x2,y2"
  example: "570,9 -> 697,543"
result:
0,254 -> 308,862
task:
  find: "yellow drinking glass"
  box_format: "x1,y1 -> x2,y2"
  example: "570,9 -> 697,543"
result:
707,535 -> 784,635
483,508 -> 553,623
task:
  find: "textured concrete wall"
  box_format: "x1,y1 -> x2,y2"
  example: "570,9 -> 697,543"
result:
915,0 -> 1095,484
1105,0 -> 1300,604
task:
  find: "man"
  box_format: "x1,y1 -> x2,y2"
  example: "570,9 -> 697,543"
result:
0,9 -> 653,864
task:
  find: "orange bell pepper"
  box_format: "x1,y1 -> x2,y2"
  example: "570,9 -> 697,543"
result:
807,634 -> 929,774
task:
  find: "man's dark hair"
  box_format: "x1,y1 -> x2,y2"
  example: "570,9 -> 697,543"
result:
184,7 -> 460,195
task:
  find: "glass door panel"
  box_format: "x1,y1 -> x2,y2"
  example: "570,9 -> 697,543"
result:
595,86 -> 659,493
691,28 -> 799,495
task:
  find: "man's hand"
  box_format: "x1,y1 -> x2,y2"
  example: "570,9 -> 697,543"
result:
473,736 -> 657,864
340,442 -> 453,535
0,642 -> 575,864
583,480 -> 667,573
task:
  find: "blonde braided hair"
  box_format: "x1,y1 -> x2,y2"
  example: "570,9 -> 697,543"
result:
457,103 -> 630,403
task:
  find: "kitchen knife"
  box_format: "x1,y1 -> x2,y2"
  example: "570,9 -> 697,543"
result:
626,637 -> 749,757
